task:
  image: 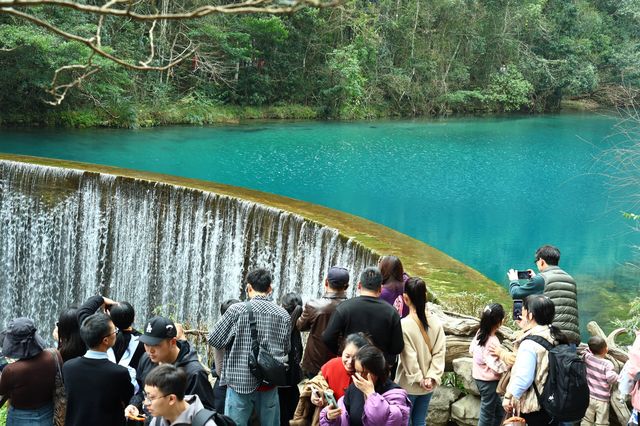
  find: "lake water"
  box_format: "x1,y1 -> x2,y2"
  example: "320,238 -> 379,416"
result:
1,113 -> 638,330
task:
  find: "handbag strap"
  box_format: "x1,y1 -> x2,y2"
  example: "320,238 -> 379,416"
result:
47,348 -> 63,380
245,302 -> 260,358
410,313 -> 432,353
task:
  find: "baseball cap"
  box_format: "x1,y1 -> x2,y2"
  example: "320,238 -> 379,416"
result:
327,266 -> 350,287
139,316 -> 177,345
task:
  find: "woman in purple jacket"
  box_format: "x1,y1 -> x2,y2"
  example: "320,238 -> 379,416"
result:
320,345 -> 410,426
378,256 -> 410,318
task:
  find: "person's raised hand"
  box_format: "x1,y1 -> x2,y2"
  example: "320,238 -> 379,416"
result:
353,372 -> 375,397
507,269 -> 519,281
102,297 -> 118,310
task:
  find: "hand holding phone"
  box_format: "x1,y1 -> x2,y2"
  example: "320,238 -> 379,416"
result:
512,299 -> 523,321
324,389 -> 338,408
516,270 -> 532,280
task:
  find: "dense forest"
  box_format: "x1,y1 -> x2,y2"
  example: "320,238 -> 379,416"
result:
1,0 -> 639,127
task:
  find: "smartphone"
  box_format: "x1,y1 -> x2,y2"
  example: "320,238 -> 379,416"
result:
513,299 -> 523,321
324,389 -> 338,408
517,270 -> 531,280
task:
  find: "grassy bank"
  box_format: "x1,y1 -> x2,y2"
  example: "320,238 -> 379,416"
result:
0,102 -> 321,129
0,95 -> 610,129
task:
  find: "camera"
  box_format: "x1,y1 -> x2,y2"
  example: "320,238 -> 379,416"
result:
517,270 -> 531,280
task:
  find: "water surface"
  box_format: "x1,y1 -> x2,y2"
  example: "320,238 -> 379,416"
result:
1,114 -> 637,330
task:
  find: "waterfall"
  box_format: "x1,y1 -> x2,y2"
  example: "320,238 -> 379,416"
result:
0,160 -> 377,335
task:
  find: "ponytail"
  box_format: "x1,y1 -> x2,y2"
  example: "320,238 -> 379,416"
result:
404,277 -> 428,331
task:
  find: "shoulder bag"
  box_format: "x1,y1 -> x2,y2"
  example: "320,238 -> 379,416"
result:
246,302 -> 288,386
47,348 -> 66,426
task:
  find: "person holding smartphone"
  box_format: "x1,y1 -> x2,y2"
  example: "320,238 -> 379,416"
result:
319,345 -> 410,426
507,245 -> 579,344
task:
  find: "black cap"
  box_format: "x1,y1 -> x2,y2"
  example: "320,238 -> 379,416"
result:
139,316 -> 177,345
327,266 -> 350,288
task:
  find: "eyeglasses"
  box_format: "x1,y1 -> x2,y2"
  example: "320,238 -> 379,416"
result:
143,392 -> 169,403
103,327 -> 119,338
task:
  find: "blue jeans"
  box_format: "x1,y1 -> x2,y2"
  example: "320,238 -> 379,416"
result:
225,386 -> 280,426
7,403 -> 53,426
408,393 -> 432,426
475,379 -> 504,426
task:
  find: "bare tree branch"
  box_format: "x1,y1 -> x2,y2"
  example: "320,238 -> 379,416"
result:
45,61 -> 101,105
1,7 -> 194,71
0,0 -> 343,20
140,20 -> 158,67
0,0 -> 342,104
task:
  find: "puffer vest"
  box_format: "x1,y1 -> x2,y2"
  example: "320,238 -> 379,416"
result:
540,266 -> 580,344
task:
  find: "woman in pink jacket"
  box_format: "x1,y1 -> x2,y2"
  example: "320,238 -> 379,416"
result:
320,345 -> 410,426
469,303 -> 509,426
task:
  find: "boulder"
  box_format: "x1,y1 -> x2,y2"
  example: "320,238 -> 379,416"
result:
426,385 -> 463,426
451,394 -> 481,426
445,336 -> 473,371
452,357 -> 479,396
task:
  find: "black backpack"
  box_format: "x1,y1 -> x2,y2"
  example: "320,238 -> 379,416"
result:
192,408 -> 236,426
525,335 -> 590,422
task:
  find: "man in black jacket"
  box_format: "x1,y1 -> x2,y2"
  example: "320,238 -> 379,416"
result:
63,312 -> 134,426
322,267 -> 404,365
124,316 -> 215,421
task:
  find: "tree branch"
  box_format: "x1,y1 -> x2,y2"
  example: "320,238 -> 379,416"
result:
1,7 -> 193,71
45,61 -> 101,105
0,0 -> 343,20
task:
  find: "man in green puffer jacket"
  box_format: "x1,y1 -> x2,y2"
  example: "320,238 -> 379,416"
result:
508,245 -> 580,344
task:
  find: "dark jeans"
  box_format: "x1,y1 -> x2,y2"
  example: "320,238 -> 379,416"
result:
278,385 -> 300,426
475,379 -> 504,426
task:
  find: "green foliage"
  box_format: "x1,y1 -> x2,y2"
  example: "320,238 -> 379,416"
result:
611,296 -> 640,345
1,0 -> 639,125
438,90 -> 487,113
442,291 -> 493,318
324,45 -> 368,118
441,372 -> 467,393
485,67 -> 534,112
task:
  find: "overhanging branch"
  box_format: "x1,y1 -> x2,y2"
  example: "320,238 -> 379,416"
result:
1,7 -> 193,71
0,0 -> 343,20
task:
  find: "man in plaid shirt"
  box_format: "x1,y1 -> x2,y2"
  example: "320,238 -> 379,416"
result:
208,268 -> 291,425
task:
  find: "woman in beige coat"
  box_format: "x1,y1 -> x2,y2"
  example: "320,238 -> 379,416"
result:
394,278 -> 446,426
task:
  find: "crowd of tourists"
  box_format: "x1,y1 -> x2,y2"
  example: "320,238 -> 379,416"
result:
0,246 -> 639,426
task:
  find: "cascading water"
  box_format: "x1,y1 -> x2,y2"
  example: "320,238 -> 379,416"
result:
0,160 -> 377,335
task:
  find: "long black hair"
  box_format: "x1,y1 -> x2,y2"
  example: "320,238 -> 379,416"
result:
523,294 -> 568,344
379,256 -> 404,284
404,277 -> 428,330
57,307 -> 86,362
355,345 -> 389,390
477,303 -> 505,346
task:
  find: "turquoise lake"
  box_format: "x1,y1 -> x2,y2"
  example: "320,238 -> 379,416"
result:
1,113 -> 638,330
